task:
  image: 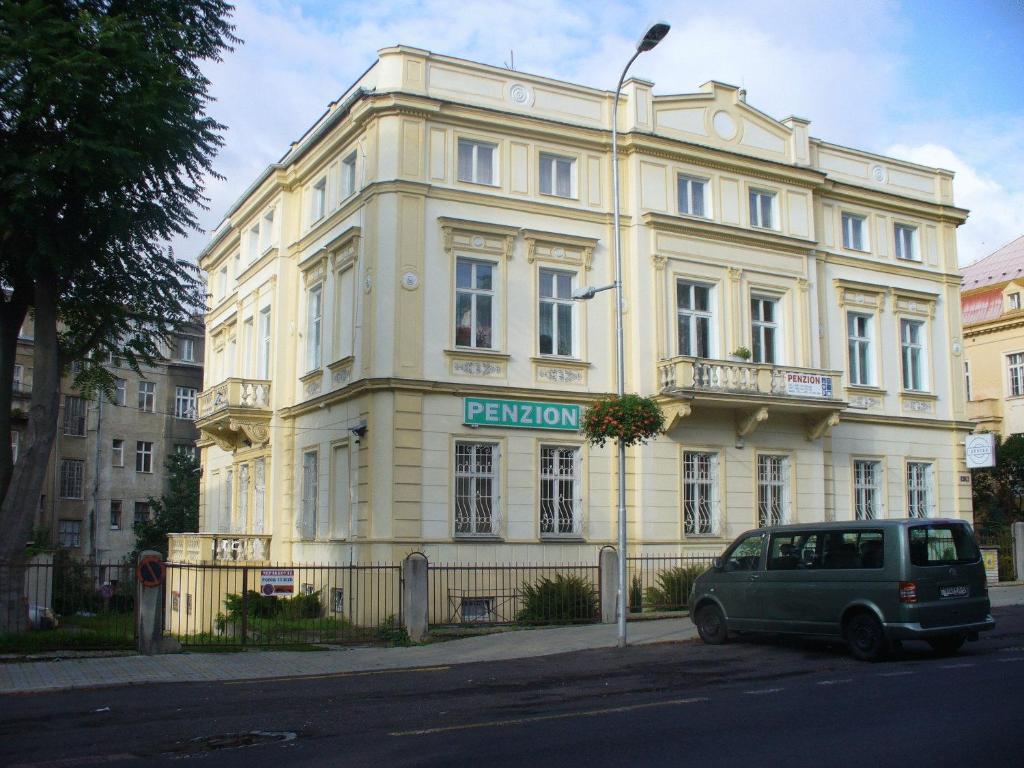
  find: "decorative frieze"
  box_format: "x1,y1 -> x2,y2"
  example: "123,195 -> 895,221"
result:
536,366 -> 584,385
902,398 -> 934,414
438,217 -> 517,259
521,229 -> 598,271
452,359 -> 504,377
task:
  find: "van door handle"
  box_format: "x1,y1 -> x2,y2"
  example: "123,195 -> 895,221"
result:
747,574 -> 760,581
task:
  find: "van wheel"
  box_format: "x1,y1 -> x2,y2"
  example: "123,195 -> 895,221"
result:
695,604 -> 728,645
927,634 -> 966,656
845,612 -> 887,662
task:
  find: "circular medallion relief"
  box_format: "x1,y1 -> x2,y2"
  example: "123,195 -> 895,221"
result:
401,271 -> 420,291
712,110 -> 737,141
552,246 -> 566,259
871,164 -> 888,183
472,235 -> 485,248
508,83 -> 533,106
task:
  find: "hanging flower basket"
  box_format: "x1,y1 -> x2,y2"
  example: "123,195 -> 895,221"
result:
581,394 -> 665,448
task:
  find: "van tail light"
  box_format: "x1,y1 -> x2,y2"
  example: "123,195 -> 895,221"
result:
899,581 -> 918,604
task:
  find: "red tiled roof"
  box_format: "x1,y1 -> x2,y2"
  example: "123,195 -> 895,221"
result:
961,234 -> 1024,291
962,288 -> 1004,325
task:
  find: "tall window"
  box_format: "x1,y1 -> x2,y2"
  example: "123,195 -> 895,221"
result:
539,446 -> 581,536
114,378 -> 126,406
59,459 -> 84,499
900,319 -> 926,391
749,189 -> 776,229
1010,293 -> 1022,311
12,364 -> 25,394
58,520 -> 81,548
847,313 -> 873,386
342,152 -> 357,198
683,451 -> 719,536
10,430 -> 18,464
217,266 -> 227,300
180,337 -> 196,363
539,153 -> 575,198
538,269 -> 575,357
854,460 -> 881,520
241,318 -> 254,376
454,442 -> 498,536
907,462 -> 933,518
676,281 -> 712,358
842,213 -> 867,251
260,208 -> 275,252
678,175 -> 708,218
175,387 -> 198,419
964,361 -> 972,401
750,297 -> 778,364
306,284 -> 323,371
110,500 -> 122,530
138,381 -> 155,412
63,396 -> 87,436
224,469 -> 233,530
136,441 -> 153,473
301,450 -> 318,538
258,307 -> 272,378
757,455 -> 789,527
1008,353 -> 1024,397
311,177 -> 327,223
134,502 -> 151,526
112,439 -> 124,467
457,139 -> 496,186
246,225 -> 260,262
238,464 -> 249,533
455,258 -> 495,349
894,224 -> 918,260
334,266 -> 355,360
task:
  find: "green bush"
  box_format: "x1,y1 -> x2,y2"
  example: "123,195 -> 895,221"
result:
377,615 -> 411,646
221,590 -> 322,622
644,566 -> 705,611
517,574 -> 598,624
629,575 -> 643,613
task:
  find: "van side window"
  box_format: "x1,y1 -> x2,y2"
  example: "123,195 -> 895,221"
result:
820,530 -> 885,569
723,534 -> 763,571
908,524 -> 979,566
768,532 -> 819,569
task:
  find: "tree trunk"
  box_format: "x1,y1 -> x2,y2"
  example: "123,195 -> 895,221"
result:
0,284 -> 60,632
0,294 -> 29,499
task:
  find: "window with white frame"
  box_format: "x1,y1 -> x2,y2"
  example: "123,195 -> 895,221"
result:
180,337 -> 196,363
63,395 -> 87,436
1010,292 -> 1022,311
750,296 -> 778,364
224,469 -> 233,529
174,387 -> 197,419
261,208 -> 275,253
300,450 -> 318,538
217,266 -> 227,300
112,438 -> 124,467
842,212 -> 868,251
757,455 -> 790,527
964,361 -> 972,401
676,281 -> 712,358
678,175 -> 709,218
241,318 -> 254,376
59,459 -> 84,499
847,312 -> 874,386
539,152 -> 575,198
907,462 -> 934,518
306,284 -> 323,371
894,223 -> 918,260
854,460 -> 881,520
538,269 -> 575,357
1008,352 -> 1024,397
311,177 -> 327,223
238,464 -> 249,534
749,188 -> 776,229
539,446 -> 581,536
457,139 -> 496,186
234,252 -> 241,280
138,381 -> 155,412
455,258 -> 495,349
114,378 -> 126,406
900,318 -> 927,391
10,430 -> 18,465
342,152 -> 357,198
136,441 -> 153,473
454,442 -> 498,536
683,451 -> 719,535
258,307 -> 272,378
13,363 -> 25,394
58,519 -> 81,548
334,266 -> 355,360
247,224 -> 260,262
110,500 -> 122,530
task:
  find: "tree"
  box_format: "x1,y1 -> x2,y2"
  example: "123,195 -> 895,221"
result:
134,452 -> 200,558
971,433 -> 1024,532
0,0 -> 237,629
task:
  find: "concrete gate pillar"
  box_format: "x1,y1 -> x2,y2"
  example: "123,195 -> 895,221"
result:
600,547 -> 619,624
403,552 -> 429,642
1013,522 -> 1024,582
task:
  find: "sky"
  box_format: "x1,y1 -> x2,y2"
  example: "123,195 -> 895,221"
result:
178,0 -> 1024,268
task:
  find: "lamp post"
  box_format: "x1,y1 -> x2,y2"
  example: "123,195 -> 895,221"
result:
575,22 -> 670,649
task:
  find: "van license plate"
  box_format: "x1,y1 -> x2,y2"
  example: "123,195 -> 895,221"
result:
940,585 -> 969,599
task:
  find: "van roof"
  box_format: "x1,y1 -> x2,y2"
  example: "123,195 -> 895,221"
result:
748,518 -> 969,535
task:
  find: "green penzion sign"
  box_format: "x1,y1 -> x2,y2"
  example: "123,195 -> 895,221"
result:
463,397 -> 582,431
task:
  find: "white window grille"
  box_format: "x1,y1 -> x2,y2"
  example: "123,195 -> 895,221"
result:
751,296 -> 778,364
306,284 -> 323,371
112,439 -> 124,467
539,152 -> 575,198
907,462 -> 934,518
683,451 -> 719,535
677,281 -> 712,358
454,442 -> 499,536
59,459 -> 85,499
136,441 -> 153,473
455,258 -> 495,349
749,189 -> 776,229
300,450 -> 318,538
138,381 -> 155,412
58,519 -> 81,548
854,460 -> 881,520
901,319 -> 926,391
757,455 -> 790,527
894,224 -> 918,260
460,597 -> 495,623
678,175 -> 708,217
1009,353 -> 1024,397
539,446 -> 581,536
457,139 -> 496,185
842,213 -> 867,250
174,387 -> 198,419
539,269 -> 575,357
847,312 -> 873,386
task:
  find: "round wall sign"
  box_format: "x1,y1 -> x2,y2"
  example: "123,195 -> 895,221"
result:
401,271 -> 420,290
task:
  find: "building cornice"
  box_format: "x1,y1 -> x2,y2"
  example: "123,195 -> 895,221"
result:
816,250 -> 962,286
642,212 -> 814,256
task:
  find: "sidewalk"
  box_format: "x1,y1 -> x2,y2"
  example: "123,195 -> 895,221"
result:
3,583 -> 1022,696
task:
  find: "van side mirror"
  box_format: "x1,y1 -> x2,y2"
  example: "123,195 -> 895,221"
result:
714,556 -> 725,571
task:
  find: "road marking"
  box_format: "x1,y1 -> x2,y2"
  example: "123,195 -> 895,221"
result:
744,687 -> 784,695
877,671 -> 915,677
389,697 -> 708,737
817,679 -> 852,686
940,663 -> 975,669
996,657 -> 1024,663
225,665 -> 451,685
9,755 -> 136,768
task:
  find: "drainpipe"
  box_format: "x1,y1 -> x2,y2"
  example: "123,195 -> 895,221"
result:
90,394 -> 103,562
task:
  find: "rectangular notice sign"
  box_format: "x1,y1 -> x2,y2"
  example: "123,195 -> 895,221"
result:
784,372 -> 833,399
463,397 -> 582,431
260,568 -> 295,596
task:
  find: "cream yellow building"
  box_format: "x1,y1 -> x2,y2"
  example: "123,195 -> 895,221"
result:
171,45 -> 973,568
962,235 -> 1024,437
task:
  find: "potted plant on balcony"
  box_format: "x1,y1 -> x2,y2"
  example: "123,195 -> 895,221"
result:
729,346 -> 752,362
581,394 -> 665,448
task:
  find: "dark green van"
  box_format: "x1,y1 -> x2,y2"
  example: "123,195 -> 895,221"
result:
689,518 -> 995,661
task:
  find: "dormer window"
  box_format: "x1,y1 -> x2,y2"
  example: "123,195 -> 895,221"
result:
1009,292 -> 1021,311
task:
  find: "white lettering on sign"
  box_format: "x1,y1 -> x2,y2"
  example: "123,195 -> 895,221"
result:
466,400 -> 484,420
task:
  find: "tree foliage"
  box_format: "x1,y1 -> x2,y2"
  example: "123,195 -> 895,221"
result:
134,451 -> 200,558
971,433 -> 1024,532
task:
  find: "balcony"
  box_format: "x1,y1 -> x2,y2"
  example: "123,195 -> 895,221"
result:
168,533 -> 273,564
196,378 -> 271,452
657,357 -> 847,440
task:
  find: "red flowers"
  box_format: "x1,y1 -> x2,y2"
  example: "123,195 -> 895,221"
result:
581,394 -> 665,448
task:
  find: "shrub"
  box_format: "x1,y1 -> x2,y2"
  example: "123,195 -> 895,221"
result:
644,566 -> 705,611
517,574 -> 598,624
377,615 -> 411,646
221,590 -> 322,622
581,394 -> 665,448
629,575 -> 643,613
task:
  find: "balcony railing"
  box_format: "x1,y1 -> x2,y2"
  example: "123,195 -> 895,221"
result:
167,533 -> 272,564
658,357 -> 843,401
197,378 -> 271,420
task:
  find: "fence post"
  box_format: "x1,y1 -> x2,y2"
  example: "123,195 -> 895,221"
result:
600,547 -> 618,624
241,567 -> 249,647
402,553 -> 429,642
136,550 -> 180,655
1013,522 -> 1024,582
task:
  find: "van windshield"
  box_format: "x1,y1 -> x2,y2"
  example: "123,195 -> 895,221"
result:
908,524 -> 980,566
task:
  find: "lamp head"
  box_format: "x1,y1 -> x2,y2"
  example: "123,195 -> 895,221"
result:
637,22 -> 670,52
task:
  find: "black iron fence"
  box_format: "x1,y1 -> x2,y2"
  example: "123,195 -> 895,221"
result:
977,528 -> 1017,581
626,554 -> 718,614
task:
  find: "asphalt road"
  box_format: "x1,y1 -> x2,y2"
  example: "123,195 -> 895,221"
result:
3,606 -> 1023,768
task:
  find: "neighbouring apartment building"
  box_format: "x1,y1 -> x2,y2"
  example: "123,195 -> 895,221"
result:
961,235 -> 1024,438
12,313 -> 204,562
176,45 -> 973,569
